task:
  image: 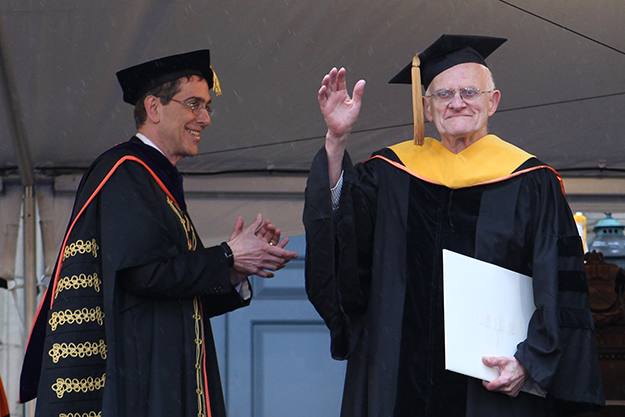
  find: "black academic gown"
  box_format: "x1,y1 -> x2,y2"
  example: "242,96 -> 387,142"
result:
20,138 -> 249,417
303,138 -> 604,417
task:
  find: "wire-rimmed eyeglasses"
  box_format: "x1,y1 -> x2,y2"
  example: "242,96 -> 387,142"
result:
425,87 -> 492,102
170,99 -> 215,117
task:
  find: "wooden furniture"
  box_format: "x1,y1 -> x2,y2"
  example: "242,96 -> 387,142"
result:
579,251 -> 625,416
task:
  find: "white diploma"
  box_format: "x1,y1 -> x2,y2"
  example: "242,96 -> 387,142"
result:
442,249 -> 536,382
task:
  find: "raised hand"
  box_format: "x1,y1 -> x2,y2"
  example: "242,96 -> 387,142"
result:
318,67 -> 366,140
318,67 -> 366,187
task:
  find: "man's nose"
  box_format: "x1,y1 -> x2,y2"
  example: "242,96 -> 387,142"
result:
197,108 -> 211,125
449,91 -> 466,108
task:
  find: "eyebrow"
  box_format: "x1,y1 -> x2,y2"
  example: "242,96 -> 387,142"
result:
184,96 -> 212,104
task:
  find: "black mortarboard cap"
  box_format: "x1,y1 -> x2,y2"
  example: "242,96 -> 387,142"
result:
389,35 -> 507,89
388,35 -> 506,145
116,50 -> 219,105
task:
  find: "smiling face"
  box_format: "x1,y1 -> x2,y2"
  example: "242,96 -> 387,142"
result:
423,63 -> 500,152
154,76 -> 212,165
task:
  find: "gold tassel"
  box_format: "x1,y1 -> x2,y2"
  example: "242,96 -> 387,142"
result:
411,55 -> 424,146
211,66 -> 222,96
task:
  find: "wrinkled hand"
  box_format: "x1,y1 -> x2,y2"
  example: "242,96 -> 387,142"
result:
482,356 -> 529,397
227,214 -> 298,285
318,67 -> 366,143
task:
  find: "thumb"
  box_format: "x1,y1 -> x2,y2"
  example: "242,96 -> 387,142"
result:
352,79 -> 366,104
482,356 -> 496,366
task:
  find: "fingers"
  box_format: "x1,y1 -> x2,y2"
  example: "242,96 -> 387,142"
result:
248,213 -> 264,234
228,216 -> 245,241
251,247 -> 298,277
255,220 -> 273,241
481,356 -> 528,397
319,68 -> 337,107
320,67 -> 339,93
262,249 -> 298,268
228,215 -> 297,279
326,67 -> 338,88
336,67 -> 346,91
276,236 -> 290,249
264,222 -> 281,246
267,244 -> 298,258
255,270 -> 275,279
255,220 -> 282,247
270,227 -> 281,246
318,84 -> 328,106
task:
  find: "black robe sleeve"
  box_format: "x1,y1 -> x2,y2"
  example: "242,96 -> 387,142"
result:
303,147 -> 376,359
513,167 -> 604,412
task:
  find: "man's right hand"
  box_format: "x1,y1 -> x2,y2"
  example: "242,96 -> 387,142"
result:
318,67 -> 365,187
226,214 -> 298,286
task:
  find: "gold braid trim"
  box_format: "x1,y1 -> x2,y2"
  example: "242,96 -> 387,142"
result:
49,340 -> 107,363
166,196 -> 197,250
49,307 -> 105,331
194,297 -> 207,417
55,273 -> 101,299
59,412 -> 102,417
51,374 -> 106,399
63,239 -> 99,260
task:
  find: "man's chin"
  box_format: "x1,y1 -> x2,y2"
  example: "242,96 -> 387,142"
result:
442,123 -> 480,137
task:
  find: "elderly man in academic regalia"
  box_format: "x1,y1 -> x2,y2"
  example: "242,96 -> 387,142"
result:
304,35 -> 604,416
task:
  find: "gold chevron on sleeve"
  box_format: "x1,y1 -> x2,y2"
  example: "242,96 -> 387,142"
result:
55,273 -> 101,299
48,340 -> 108,363
63,239 -> 100,260
48,307 -> 105,331
51,374 -> 106,399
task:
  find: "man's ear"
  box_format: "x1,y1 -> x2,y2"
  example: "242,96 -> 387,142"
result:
488,90 -> 501,116
144,95 -> 161,123
423,96 -> 434,122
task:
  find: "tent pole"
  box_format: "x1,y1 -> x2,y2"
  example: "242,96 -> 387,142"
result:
23,186 -> 36,342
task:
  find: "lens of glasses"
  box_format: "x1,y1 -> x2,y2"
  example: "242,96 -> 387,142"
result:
459,88 -> 480,99
195,105 -> 214,117
432,88 -> 484,101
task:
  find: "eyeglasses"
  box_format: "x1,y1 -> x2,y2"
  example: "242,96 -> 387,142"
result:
170,99 -> 214,117
425,87 -> 492,102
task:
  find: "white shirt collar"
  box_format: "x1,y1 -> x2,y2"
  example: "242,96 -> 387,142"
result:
135,132 -> 165,156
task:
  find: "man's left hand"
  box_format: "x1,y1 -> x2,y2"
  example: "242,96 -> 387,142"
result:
482,356 -> 529,397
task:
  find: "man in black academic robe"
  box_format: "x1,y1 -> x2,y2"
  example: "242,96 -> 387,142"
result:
20,50 -> 298,417
304,35 -> 604,416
